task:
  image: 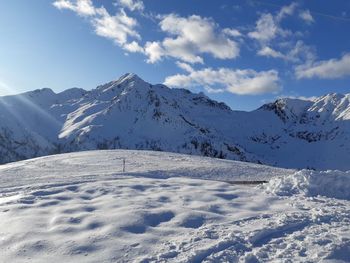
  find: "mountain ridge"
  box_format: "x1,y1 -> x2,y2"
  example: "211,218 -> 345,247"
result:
0,73 -> 349,170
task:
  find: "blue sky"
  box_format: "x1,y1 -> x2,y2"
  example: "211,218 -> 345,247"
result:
0,0 -> 349,110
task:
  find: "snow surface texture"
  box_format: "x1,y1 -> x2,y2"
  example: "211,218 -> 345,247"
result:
1,150 -> 349,262
0,73 -> 350,170
265,169 -> 350,200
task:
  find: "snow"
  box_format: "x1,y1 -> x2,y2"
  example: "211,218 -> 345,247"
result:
0,150 -> 293,191
265,169 -> 350,200
0,150 -> 349,262
1,73 -> 350,171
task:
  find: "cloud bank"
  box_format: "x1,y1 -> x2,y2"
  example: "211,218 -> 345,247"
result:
165,67 -> 281,95
296,53 -> 350,79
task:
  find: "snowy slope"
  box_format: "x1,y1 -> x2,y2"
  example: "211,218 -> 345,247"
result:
246,94 -> 350,170
0,149 -> 294,192
244,94 -> 350,170
0,73 -> 349,170
0,150 -> 349,262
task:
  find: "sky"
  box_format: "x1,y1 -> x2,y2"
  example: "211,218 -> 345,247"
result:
0,0 -> 349,111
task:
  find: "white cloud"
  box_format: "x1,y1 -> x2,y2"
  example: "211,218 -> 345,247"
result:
258,46 -> 286,59
93,7 -> 140,45
203,86 -> 226,94
276,2 -> 298,21
117,0 -> 144,11
287,40 -> 316,62
248,2 -> 297,44
162,37 -> 204,64
53,0 -> 75,10
299,10 -> 314,24
145,14 -> 240,64
248,13 -> 277,43
53,0 -> 141,51
222,28 -> 242,37
164,67 -> 281,95
295,53 -> 350,79
258,41 -> 316,63
53,0 -> 96,16
175,61 -> 194,73
144,41 -> 164,63
249,3 -> 316,65
123,41 -> 144,53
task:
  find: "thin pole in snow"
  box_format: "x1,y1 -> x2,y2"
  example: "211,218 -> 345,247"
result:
122,158 -> 125,173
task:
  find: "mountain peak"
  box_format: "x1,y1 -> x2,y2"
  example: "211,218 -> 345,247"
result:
22,88 -> 56,100
118,73 -> 145,84
93,73 -> 148,96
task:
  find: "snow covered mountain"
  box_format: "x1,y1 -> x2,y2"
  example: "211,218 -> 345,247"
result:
0,73 -> 349,170
246,94 -> 350,170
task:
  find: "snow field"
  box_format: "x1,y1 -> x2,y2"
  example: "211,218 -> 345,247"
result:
0,150 -> 349,262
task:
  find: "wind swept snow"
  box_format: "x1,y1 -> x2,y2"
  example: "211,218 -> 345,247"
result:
265,169 -> 350,200
0,150 -> 349,262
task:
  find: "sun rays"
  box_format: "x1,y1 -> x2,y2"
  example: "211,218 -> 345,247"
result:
0,86 -> 63,145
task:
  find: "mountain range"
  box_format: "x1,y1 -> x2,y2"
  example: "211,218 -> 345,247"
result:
0,73 -> 349,170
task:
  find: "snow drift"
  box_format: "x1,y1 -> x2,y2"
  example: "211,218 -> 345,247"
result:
265,169 -> 350,200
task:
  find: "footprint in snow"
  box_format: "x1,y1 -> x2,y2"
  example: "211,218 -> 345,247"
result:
179,214 -> 206,229
121,210 -> 175,234
215,193 -> 238,200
